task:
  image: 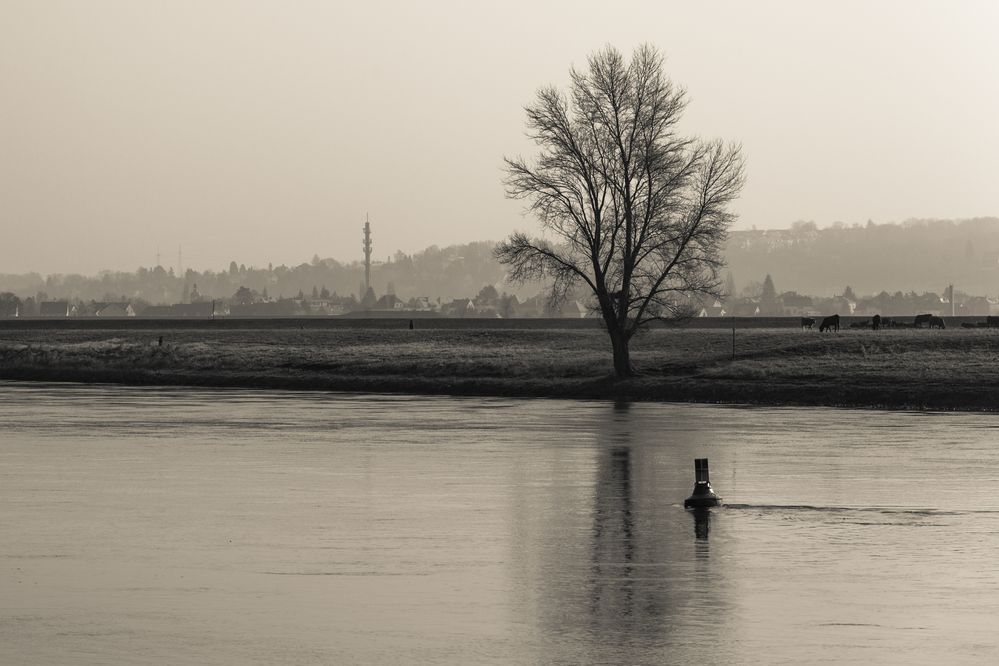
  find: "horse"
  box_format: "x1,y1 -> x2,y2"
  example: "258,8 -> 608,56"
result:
987,316 -> 999,328
801,317 -> 815,330
914,313 -> 933,328
872,314 -> 881,331
929,316 -> 946,329
819,314 -> 840,332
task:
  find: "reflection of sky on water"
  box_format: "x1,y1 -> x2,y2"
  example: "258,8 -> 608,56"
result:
4,383 -> 999,664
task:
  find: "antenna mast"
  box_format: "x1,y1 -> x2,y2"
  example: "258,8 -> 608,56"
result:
363,214 -> 372,293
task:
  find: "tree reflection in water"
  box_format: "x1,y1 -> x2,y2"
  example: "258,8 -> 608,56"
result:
519,400 -> 732,664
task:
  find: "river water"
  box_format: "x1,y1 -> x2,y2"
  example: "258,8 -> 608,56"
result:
2,382 -> 998,665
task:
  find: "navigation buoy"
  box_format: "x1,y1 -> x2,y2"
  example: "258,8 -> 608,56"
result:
684,458 -> 721,508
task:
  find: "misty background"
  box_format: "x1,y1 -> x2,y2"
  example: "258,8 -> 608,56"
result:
1,219 -> 997,316
2,1 -> 998,277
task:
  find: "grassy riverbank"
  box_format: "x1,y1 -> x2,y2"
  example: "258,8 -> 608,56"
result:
1,326 -> 998,410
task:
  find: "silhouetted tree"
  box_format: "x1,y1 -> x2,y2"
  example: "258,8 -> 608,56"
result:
0,292 -> 21,317
724,271 -> 737,303
232,286 -> 256,306
761,274 -> 777,300
498,45 -> 744,376
475,284 -> 499,305
499,293 -> 519,318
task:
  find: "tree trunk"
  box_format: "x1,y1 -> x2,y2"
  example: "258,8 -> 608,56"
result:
609,328 -> 633,378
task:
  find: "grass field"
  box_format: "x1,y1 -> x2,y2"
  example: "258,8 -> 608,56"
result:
1,325 -> 998,410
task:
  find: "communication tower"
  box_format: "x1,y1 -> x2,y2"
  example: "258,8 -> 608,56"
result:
363,214 -> 372,293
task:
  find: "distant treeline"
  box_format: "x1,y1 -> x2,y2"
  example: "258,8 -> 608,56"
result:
724,217 -> 999,297
0,241 -> 534,306
1,218 -> 998,306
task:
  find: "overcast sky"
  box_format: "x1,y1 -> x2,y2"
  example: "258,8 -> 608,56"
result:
2,0 -> 997,275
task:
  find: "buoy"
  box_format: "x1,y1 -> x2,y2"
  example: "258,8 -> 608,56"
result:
684,458 -> 721,508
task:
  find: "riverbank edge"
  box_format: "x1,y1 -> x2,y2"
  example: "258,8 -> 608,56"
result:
1,366 -> 994,412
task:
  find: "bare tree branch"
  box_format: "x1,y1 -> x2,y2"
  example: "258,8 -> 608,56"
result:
497,45 -> 744,377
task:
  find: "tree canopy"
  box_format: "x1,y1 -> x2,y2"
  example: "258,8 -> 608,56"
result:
497,44 -> 744,376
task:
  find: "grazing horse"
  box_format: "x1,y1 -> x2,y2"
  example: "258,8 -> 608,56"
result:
872,314 -> 881,331
819,314 -> 840,332
801,317 -> 815,330
929,316 -> 946,329
914,313 -> 933,328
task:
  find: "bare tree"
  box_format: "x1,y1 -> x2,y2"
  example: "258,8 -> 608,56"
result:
497,45 -> 745,377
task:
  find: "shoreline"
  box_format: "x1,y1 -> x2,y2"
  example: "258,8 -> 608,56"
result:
2,326 -> 997,412
1,366 -> 994,413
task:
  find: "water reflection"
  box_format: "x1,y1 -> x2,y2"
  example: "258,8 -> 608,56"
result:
691,507 -> 711,541
589,446 -> 637,623
521,401 -> 735,663
9,384 -> 999,663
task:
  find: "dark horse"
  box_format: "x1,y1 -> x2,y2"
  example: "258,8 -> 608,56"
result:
914,313 -> 933,328
819,314 -> 840,332
872,314 -> 881,331
801,317 -> 815,329
929,316 -> 946,329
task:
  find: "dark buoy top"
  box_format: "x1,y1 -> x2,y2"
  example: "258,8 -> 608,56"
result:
684,458 -> 721,508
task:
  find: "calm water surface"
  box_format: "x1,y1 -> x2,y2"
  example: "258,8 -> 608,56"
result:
2,382 -> 999,665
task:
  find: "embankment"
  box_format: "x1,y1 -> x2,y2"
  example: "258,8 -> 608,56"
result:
1,325 -> 997,411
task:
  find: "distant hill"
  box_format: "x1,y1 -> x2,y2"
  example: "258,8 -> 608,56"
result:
724,218 -> 999,297
2,218 -> 998,304
0,241 -> 534,304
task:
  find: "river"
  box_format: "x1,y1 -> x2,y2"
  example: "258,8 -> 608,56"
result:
2,382 -> 998,664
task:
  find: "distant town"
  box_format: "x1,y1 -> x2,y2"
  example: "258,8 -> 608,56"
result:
2,217 -> 999,319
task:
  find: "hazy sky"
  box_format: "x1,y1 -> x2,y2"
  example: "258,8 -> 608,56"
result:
2,1 -> 998,275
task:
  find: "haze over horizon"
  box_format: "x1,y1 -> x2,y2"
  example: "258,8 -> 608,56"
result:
3,0 -> 997,276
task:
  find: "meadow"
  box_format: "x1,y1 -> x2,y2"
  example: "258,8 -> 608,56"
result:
1,322 -> 997,410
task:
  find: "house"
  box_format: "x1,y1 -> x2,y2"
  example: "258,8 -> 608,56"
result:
556,300 -> 590,318
39,301 -> 73,317
407,296 -> 434,311
373,294 -> 404,311
302,298 -> 351,315
94,303 -> 135,317
729,299 -> 761,316
229,301 -> 298,317
778,292 -> 814,316
514,295 -> 546,317
139,302 -> 215,318
698,300 -> 727,317
441,298 -> 475,317
474,305 -> 502,318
